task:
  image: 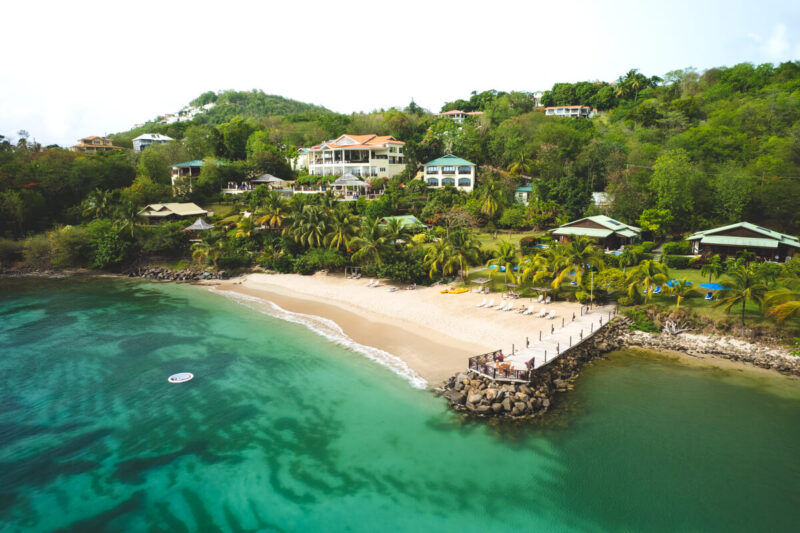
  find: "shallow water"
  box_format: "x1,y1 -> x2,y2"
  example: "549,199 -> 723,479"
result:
1,278 -> 799,532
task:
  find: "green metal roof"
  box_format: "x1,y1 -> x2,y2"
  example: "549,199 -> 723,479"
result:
172,159 -> 227,168
380,215 -> 425,228
700,236 -> 779,249
515,186 -> 532,192
551,227 -> 613,238
688,222 -> 799,247
423,154 -> 475,167
617,229 -> 639,238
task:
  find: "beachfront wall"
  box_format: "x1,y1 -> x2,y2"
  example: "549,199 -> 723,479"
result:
687,222 -> 800,261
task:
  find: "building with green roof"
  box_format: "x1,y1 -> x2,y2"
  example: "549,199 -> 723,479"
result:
550,215 -> 641,249
423,154 -> 476,191
379,215 -> 426,230
687,222 -> 800,261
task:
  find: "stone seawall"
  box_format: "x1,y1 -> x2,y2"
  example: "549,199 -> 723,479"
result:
124,265 -> 226,282
440,318 -> 800,420
439,319 -> 629,420
622,330 -> 800,376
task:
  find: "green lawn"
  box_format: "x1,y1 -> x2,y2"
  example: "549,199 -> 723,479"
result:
472,230 -> 546,250
203,203 -> 237,219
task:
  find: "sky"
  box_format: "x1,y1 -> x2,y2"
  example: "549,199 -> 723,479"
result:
1,0 -> 799,147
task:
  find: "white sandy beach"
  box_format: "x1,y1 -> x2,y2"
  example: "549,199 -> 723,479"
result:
211,272 -> 583,384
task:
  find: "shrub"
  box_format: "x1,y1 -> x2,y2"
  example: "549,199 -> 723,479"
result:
663,255 -> 692,268
622,308 -> 660,333
575,290 -> 591,304
376,258 -> 429,284
617,296 -> 633,306
662,241 -> 692,255
0,238 -> 23,267
22,234 -> 52,269
603,254 -> 621,268
217,253 -> 251,270
136,221 -> 189,255
293,248 -> 347,275
640,241 -> 655,253
497,206 -> 528,229
49,226 -> 89,269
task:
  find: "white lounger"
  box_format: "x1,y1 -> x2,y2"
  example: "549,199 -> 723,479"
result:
536,295 -> 544,303
546,311 -> 557,320
536,308 -> 548,318
484,299 -> 494,309
505,303 -> 515,312
544,296 -> 552,304
476,298 -> 487,307
523,306 -> 534,315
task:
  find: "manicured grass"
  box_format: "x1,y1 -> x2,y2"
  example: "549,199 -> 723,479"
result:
203,203 -> 236,219
472,230 -> 546,249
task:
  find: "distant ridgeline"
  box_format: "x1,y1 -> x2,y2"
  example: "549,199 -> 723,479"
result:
112,90 -> 332,146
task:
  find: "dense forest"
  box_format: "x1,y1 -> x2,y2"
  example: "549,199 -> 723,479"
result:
2,61 -> 800,243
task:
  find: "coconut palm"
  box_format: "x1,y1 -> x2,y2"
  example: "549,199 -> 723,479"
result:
255,192 -> 288,229
235,216 -> 254,238
714,265 -> 768,327
550,236 -> 605,289
423,238 -> 453,279
293,205 -> 328,248
81,189 -> 114,220
668,278 -> 695,309
507,153 -> 531,176
619,246 -> 640,273
446,230 -> 481,281
113,199 -> 139,239
517,252 -> 555,287
626,259 -> 669,301
700,254 -> 724,282
191,241 -> 220,267
325,208 -> 359,251
350,218 -> 389,266
765,278 -> 800,324
486,241 -> 518,283
478,181 -> 504,217
382,217 -> 413,251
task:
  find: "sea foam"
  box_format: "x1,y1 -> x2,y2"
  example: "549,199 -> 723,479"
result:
209,288 -> 428,389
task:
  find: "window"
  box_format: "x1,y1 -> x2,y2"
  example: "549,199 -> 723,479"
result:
458,166 -> 472,174
442,166 -> 456,174
458,178 -> 472,187
442,178 -> 455,186
426,166 -> 439,174
426,178 -> 439,186
389,147 -> 396,153
380,168 -> 386,172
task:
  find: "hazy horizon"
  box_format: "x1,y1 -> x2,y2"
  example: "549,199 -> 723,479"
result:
2,0 -> 799,147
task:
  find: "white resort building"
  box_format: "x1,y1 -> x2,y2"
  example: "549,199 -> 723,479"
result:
301,134 -> 406,179
544,105 -> 594,118
433,110 -> 484,123
423,154 -> 477,191
133,133 -> 174,152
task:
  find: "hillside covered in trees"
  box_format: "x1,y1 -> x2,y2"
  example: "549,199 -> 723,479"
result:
2,61 -> 800,244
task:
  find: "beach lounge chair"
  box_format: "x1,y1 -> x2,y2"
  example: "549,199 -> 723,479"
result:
505,303 -> 515,312
493,302 -> 504,310
536,295 -> 544,303
366,279 -> 375,287
476,298 -> 487,307
387,287 -> 398,292
517,305 -> 528,314
536,308 -> 547,318
570,280 -> 577,286
485,299 -> 494,309
373,281 -> 381,288
705,292 -> 713,300
546,310 -> 557,320
545,296 -> 551,304
524,306 -> 535,315
652,286 -> 662,295
483,286 -> 489,294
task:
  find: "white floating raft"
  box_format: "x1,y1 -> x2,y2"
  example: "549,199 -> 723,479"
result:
168,372 -> 194,383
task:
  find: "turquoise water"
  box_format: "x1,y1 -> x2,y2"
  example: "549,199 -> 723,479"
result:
1,278 -> 799,532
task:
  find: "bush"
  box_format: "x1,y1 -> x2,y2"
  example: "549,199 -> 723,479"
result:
640,241 -> 655,253
217,253 -> 251,270
663,255 -> 692,268
0,238 -> 23,267
293,248 -> 347,275
22,234 -> 52,269
575,290 -> 591,304
49,226 -> 89,269
617,296 -> 633,306
621,308 -> 660,333
603,254 -> 621,268
662,241 -> 692,255
136,221 -> 189,255
376,259 -> 429,284
497,206 -> 528,229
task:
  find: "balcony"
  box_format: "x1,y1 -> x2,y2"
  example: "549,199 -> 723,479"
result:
458,167 -> 472,174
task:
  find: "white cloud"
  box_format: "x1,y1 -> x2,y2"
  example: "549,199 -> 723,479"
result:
763,23 -> 789,58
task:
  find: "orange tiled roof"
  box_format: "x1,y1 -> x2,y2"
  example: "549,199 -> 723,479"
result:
311,134 -> 405,150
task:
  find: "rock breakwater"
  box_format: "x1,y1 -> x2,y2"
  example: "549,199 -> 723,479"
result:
124,265 -> 226,282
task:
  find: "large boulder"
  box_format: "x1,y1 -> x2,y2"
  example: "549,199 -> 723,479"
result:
502,398 -> 512,412
467,391 -> 483,405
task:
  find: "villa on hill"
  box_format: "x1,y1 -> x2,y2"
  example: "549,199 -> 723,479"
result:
433,110 -> 484,123
300,134 -> 406,179
423,154 -> 477,192
687,222 -> 800,261
137,203 -> 208,223
544,106 -> 595,118
550,215 -> 641,250
70,136 -> 122,153
133,133 -> 173,152
170,159 -> 226,195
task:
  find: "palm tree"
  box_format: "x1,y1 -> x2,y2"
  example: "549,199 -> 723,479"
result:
714,265 -> 768,327
446,230 -> 481,281
254,192 -> 288,229
517,252 -> 555,288
350,218 -> 389,266
382,217 -> 413,251
486,241 -> 518,283
668,278 -> 695,309
626,259 -> 669,301
113,199 -> 139,239
325,208 -> 359,251
550,237 -> 605,289
507,153 -> 531,176
478,181 -> 504,217
700,254 -> 724,282
235,216 -> 254,238
619,246 -> 640,273
765,278 -> 800,324
191,241 -> 220,267
424,238 -> 453,279
293,205 -> 328,248
81,189 -> 114,220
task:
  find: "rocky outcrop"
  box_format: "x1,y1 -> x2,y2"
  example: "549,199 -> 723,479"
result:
124,265 -> 226,282
622,330 -> 800,376
439,319 -> 628,420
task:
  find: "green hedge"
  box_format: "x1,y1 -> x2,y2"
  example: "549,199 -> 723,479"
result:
663,255 -> 701,269
662,241 -> 692,255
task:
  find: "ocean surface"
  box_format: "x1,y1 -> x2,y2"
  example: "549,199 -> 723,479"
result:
1,277 -> 799,532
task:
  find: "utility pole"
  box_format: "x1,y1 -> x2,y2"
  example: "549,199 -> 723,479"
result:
590,270 -> 594,310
